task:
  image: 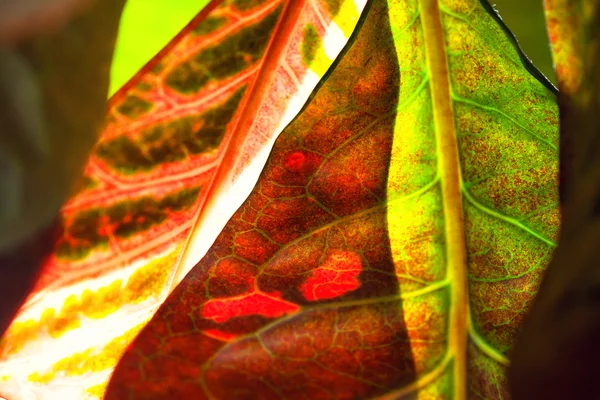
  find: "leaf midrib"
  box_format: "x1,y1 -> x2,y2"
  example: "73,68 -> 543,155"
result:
419,0 -> 468,398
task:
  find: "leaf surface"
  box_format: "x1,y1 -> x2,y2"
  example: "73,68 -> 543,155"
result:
0,0 -> 366,398
107,0 -> 559,398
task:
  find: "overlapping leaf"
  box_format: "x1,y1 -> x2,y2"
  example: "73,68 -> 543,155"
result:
543,0 -> 588,203
0,0 -> 367,398
106,0 -> 559,398
543,0 -> 595,95
543,0 -> 600,207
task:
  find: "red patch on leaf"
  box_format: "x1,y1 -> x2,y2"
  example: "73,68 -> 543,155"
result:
284,151 -> 306,172
300,250 -> 362,301
203,329 -> 238,342
202,292 -> 299,323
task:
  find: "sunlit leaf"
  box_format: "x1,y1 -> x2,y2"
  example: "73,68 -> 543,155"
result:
107,0 -> 559,398
0,0 -> 367,398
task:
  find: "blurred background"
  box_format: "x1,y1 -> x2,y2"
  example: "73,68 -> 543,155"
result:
109,0 -> 557,97
493,0 -> 556,84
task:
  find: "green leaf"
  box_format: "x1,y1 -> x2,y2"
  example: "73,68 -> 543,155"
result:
105,0 -> 559,398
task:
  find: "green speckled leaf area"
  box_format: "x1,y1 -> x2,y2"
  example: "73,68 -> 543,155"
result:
105,0 -> 559,398
388,0 -> 559,396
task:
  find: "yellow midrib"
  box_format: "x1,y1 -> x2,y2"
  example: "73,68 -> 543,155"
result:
418,0 -> 468,398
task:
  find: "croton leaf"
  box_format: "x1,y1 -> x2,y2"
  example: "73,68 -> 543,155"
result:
0,0 -> 366,398
106,0 -> 559,398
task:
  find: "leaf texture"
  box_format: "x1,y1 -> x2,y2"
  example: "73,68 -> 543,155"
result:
0,0 -> 366,398
106,0 -> 559,398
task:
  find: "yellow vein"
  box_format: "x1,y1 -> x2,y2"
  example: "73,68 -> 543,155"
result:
419,0 -> 468,398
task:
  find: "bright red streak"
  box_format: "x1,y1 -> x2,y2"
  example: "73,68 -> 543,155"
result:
203,329 -> 238,342
202,291 -> 299,323
300,250 -> 362,301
